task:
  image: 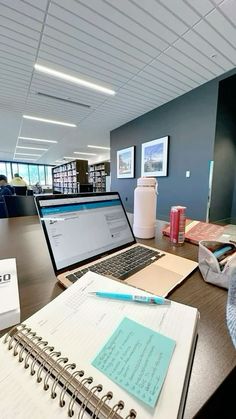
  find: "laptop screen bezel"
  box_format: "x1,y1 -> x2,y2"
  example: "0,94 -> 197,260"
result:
35,192 -> 137,275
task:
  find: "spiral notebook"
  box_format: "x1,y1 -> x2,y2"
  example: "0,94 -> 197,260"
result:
0,272 -> 199,419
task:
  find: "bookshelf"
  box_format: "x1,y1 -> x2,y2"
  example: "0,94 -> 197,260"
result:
89,161 -> 110,192
52,160 -> 89,194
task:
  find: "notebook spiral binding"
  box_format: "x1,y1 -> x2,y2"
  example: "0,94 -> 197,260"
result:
3,324 -> 137,419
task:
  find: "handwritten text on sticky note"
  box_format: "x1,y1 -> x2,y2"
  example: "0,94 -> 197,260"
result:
92,317 -> 175,407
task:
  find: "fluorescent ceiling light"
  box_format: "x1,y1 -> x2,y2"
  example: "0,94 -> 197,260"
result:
16,146 -> 48,151
55,160 -> 65,163
15,152 -> 41,156
64,156 -> 88,161
23,115 -> 77,127
18,137 -> 58,143
88,145 -> 110,150
74,152 -> 97,156
34,63 -> 116,96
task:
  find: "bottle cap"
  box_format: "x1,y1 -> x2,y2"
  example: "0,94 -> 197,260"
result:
137,177 -> 157,187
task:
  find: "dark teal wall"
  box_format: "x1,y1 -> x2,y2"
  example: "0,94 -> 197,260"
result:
111,79 -> 219,221
210,74 -> 236,222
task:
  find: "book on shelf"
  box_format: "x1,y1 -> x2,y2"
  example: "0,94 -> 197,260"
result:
0,271 -> 199,419
162,219 -> 236,245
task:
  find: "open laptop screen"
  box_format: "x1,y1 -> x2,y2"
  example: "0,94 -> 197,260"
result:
36,193 -> 135,271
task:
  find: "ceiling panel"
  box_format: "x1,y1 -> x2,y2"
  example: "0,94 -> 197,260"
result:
156,53 -> 207,83
205,8 -> 236,46
139,67 -> 192,94
127,75 -> 184,100
0,14 -> 41,39
43,25 -> 143,72
0,1 -> 44,30
44,16 -> 150,66
194,20 -> 236,63
158,0 -> 201,26
0,0 -> 46,20
53,0 -> 169,53
211,0 -> 224,4
165,46 -> 216,79
0,51 -> 34,70
172,38 -> 226,75
130,0 -> 188,35
183,30 -> 233,70
82,0 -> 178,44
0,0 -> 235,165
37,51 -> 125,86
47,4 -> 157,60
22,0 -> 49,10
0,25 -> 39,47
39,38 -> 135,81
219,0 -> 236,25
184,0 -> 215,16
149,59 -> 197,88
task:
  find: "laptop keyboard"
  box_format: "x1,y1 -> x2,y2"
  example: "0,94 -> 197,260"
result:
66,245 -> 164,283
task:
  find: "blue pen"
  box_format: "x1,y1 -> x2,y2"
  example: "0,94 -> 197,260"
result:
89,291 -> 171,305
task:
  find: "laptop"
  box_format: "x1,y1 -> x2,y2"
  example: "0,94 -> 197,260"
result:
35,192 -> 198,297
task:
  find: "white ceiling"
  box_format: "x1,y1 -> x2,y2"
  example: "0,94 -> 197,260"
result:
0,0 -> 235,165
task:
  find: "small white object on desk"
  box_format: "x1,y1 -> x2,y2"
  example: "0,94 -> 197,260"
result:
0,258 -> 20,331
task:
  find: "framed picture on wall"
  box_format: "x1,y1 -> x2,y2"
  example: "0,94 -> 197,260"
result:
117,146 -> 135,178
141,136 -> 169,177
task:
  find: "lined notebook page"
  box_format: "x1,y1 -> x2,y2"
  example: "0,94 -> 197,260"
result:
0,272 -> 198,419
0,348 -> 89,419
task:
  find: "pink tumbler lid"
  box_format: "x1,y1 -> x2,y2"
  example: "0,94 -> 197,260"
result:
137,177 -> 157,187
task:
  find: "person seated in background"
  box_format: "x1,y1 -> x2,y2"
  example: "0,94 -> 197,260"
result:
0,174 -> 14,199
10,173 -> 28,187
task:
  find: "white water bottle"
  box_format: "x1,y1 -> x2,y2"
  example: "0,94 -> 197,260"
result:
133,177 -> 158,239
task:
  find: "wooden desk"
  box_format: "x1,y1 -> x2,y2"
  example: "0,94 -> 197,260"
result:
0,216 -> 235,418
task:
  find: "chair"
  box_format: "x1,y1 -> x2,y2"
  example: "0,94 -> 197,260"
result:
14,186 -> 27,196
79,184 -> 94,192
0,201 -> 8,218
4,195 -> 38,217
26,189 -> 34,196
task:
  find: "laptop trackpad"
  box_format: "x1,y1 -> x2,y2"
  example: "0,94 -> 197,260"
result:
126,264 -> 183,297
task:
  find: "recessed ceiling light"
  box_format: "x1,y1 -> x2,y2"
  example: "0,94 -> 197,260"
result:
18,137 -> 58,143
16,146 -> 48,151
74,152 -> 97,156
34,63 -> 116,96
88,145 -> 110,150
23,115 -> 77,127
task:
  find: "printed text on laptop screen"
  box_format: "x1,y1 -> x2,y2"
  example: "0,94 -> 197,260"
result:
40,195 -> 134,270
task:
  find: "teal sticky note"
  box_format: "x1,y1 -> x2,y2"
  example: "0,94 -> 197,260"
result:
92,317 -> 175,408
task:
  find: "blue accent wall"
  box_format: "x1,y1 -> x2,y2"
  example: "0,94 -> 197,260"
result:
111,79 -> 219,221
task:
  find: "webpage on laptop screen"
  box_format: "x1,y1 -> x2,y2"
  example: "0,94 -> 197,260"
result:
40,196 -> 134,270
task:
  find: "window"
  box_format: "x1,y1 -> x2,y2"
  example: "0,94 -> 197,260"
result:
38,165 -> 46,185
12,163 -> 18,178
29,165 -> 39,185
0,161 -> 53,186
45,166 -> 52,186
6,163 -> 11,180
18,164 -> 30,184
0,162 -> 7,177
